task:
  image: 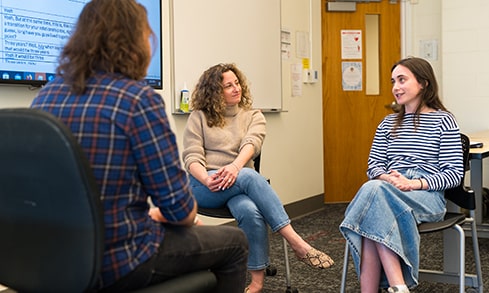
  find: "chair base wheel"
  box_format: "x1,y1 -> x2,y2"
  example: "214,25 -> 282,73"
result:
285,287 -> 298,293
265,265 -> 277,276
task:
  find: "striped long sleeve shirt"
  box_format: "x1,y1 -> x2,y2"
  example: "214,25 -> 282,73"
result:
367,110 -> 464,191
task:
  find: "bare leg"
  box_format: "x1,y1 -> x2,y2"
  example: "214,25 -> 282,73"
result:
361,238 -> 407,292
247,270 -> 265,293
376,242 -> 405,286
277,224 -> 334,268
360,238 -> 382,293
277,224 -> 311,257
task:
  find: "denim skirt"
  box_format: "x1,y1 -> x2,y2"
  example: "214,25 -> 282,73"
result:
339,169 -> 446,288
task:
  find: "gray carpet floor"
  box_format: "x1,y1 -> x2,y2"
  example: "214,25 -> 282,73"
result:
253,203 -> 488,293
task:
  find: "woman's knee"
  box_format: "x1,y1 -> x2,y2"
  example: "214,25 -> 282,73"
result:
236,168 -> 265,183
357,180 -> 393,197
229,200 -> 261,221
228,200 -> 266,230
361,179 -> 384,190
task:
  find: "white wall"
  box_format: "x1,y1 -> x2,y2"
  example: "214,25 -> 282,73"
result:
0,0 -> 325,224
441,0 -> 489,134
441,0 -> 489,187
403,0 -> 442,93
406,0 -> 489,187
405,0 -> 489,134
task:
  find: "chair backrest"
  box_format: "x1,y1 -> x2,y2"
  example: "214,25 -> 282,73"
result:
461,133 -> 470,173
254,153 -> 262,173
444,133 -> 475,210
0,108 -> 104,292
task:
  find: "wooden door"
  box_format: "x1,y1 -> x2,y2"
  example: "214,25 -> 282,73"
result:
322,1 -> 401,203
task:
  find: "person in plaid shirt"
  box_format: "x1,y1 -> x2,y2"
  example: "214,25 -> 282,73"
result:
30,0 -> 248,292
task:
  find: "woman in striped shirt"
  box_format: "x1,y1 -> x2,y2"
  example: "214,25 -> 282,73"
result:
340,57 -> 464,293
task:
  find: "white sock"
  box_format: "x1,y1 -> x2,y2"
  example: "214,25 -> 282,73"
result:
391,284 -> 409,292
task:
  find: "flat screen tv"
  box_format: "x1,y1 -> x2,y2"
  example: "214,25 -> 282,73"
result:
0,0 -> 162,89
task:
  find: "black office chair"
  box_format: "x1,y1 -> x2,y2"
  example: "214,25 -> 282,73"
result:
0,108 -> 216,293
198,154 -> 298,293
340,133 -> 483,293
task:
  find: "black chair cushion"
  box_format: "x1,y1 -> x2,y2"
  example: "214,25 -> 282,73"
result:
198,207 -> 234,218
129,271 -> 217,293
418,212 -> 467,234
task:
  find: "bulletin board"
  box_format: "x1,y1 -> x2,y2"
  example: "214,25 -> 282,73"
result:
170,0 -> 282,112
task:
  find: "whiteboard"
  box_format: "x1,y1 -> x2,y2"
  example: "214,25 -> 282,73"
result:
170,0 -> 282,112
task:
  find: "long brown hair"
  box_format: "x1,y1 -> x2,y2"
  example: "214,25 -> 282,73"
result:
391,57 -> 448,132
57,0 -> 155,94
191,63 -> 253,127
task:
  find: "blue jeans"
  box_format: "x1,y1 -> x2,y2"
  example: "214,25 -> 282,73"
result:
340,168 -> 446,288
98,225 -> 248,293
190,167 -> 290,270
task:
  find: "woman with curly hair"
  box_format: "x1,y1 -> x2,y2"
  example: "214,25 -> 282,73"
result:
183,63 -> 334,293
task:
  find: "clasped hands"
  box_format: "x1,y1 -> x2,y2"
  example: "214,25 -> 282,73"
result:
383,170 -> 418,191
206,163 -> 239,192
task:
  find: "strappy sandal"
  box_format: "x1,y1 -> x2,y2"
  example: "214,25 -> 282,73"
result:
244,287 -> 250,293
299,247 -> 334,269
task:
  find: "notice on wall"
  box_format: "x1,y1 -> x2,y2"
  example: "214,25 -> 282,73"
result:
341,30 -> 362,59
281,28 -> 291,60
296,31 -> 310,59
291,63 -> 303,97
342,62 -> 362,91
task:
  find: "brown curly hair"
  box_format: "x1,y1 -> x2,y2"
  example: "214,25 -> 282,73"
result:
56,0 -> 155,94
191,63 -> 253,127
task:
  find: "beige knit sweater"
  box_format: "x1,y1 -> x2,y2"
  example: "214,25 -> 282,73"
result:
182,105 -> 266,171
